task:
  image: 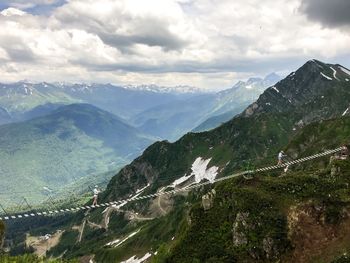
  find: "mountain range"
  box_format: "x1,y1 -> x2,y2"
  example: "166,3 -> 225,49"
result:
0,82 -> 199,124
0,74 -> 280,140
8,59 -> 349,263
5,60 -> 350,262
131,73 -> 281,140
0,75 -> 279,205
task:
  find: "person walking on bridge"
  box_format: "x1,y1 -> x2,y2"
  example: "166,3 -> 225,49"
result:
277,150 -> 286,165
92,185 -> 100,206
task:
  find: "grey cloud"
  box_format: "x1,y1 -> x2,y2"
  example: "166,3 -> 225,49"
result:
6,46 -> 36,62
54,8 -> 188,53
0,37 -> 36,62
299,0 -> 350,28
99,28 -> 187,53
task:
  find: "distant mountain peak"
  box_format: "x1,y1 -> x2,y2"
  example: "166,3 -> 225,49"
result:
230,73 -> 281,92
264,72 -> 280,82
241,60 -> 350,121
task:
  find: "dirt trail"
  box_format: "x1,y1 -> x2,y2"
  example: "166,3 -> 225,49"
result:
87,220 -> 103,229
125,211 -> 154,221
148,187 -> 174,216
158,194 -> 168,215
77,219 -> 86,243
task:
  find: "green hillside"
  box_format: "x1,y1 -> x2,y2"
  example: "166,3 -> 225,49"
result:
42,117 -> 350,263
0,104 -> 155,206
0,83 -> 79,114
165,116 -> 350,263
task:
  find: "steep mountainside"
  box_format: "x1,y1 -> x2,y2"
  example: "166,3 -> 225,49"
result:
0,104 -> 155,205
105,60 -> 350,202
27,113 -> 350,263
192,110 -> 238,132
166,119 -> 350,263
241,60 -> 350,121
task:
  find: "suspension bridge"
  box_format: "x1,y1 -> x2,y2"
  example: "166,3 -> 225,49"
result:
0,146 -> 343,221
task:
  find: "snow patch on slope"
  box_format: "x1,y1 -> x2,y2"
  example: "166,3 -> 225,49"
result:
330,67 -> 340,81
170,157 -> 218,187
342,107 -> 349,116
121,253 -> 152,263
106,229 -> 141,247
111,184 -> 150,210
320,72 -> 332,80
136,183 -> 150,194
340,67 -> 350,76
272,86 -> 279,93
102,184 -> 150,213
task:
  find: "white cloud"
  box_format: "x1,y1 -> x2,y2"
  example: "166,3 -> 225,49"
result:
0,0 -> 349,89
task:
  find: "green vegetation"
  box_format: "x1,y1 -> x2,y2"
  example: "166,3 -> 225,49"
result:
164,161 -> 350,262
0,87 -> 78,115
0,104 -> 154,206
49,231 -> 79,258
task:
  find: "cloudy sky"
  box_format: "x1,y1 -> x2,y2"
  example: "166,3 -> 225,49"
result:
0,0 -> 349,90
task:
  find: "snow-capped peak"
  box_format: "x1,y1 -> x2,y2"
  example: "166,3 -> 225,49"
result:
122,84 -> 205,94
340,66 -> 350,76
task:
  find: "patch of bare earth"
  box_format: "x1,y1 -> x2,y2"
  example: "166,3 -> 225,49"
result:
148,187 -> 176,217
284,202 -> 350,263
26,230 -> 64,257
